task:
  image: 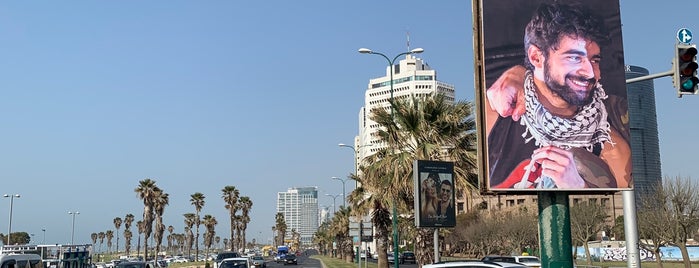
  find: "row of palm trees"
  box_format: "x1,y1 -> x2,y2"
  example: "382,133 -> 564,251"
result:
314,94 -> 479,267
91,181 -> 254,261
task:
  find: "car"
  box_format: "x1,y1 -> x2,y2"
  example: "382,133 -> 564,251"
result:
510,256 -> 541,268
114,262 -> 155,268
387,252 -> 396,263
283,254 -> 297,265
481,256 -> 541,268
250,256 -> 266,268
400,251 -> 416,264
214,252 -> 241,268
219,258 -> 251,268
423,261 -> 529,268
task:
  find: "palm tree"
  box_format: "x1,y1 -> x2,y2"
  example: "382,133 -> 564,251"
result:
106,230 -> 114,254
124,213 -> 135,255
91,233 -> 98,246
221,186 -> 240,251
274,213 -> 287,247
113,217 -> 123,254
136,220 -> 144,258
98,232 -> 106,256
190,192 -> 205,261
237,196 -> 253,251
184,213 -> 196,258
202,215 -> 218,261
135,179 -> 160,261
167,225 -> 175,255
327,207 -> 351,261
362,94 -> 478,265
154,191 -> 170,260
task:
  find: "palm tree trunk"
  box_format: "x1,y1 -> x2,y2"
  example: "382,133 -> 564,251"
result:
416,228 -> 435,265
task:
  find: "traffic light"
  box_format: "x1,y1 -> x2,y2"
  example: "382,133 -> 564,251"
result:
674,43 -> 699,96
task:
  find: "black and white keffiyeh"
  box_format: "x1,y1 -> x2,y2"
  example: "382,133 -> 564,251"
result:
520,70 -> 613,152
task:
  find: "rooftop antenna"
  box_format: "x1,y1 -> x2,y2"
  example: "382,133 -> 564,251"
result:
406,30 -> 411,51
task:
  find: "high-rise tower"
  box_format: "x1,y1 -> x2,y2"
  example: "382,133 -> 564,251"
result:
625,65 -> 663,203
276,187 -> 319,246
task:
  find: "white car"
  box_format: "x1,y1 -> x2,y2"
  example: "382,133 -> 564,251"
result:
481,256 -> 541,268
219,258 -> 251,268
424,261 -> 528,268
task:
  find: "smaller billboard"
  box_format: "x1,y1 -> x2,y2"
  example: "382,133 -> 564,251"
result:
414,160 -> 456,228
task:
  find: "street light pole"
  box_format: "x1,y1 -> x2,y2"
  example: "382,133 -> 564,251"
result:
69,211 -> 80,244
42,228 -> 46,244
4,194 -> 20,245
324,194 -> 341,215
331,176 -> 349,209
359,47 -> 424,268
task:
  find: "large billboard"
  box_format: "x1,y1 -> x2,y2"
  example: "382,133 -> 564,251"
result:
414,160 -> 456,227
474,0 -> 633,192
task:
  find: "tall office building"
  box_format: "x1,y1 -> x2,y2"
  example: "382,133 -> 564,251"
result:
625,65 -> 663,203
356,54 -> 455,157
276,187 -> 319,246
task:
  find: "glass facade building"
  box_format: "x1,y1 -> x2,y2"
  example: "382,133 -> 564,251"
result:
276,187 -> 319,246
625,65 -> 662,203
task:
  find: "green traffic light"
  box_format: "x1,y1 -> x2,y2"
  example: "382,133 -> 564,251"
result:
682,80 -> 695,90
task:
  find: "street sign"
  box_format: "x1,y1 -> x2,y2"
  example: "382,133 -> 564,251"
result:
677,28 -> 693,44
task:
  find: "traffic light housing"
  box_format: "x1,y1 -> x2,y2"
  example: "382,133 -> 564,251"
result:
674,43 -> 699,96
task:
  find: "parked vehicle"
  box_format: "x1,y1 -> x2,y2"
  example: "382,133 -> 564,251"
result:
480,255 -> 541,268
387,252 -> 395,264
424,261 -> 528,268
115,261 -> 155,268
400,251 -> 416,264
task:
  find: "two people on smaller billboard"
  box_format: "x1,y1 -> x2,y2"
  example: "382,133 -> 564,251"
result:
484,1 -> 632,190
420,172 -> 455,225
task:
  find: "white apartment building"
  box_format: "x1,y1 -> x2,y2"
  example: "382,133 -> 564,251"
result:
356,54 -> 455,159
353,53 -> 455,253
276,187 -> 319,246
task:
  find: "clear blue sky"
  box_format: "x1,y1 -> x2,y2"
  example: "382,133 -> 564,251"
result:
0,0 -> 697,248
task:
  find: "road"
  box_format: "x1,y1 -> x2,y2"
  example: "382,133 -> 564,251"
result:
260,251 -> 418,268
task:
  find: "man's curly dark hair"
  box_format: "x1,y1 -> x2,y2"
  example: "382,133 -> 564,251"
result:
523,2 -> 608,70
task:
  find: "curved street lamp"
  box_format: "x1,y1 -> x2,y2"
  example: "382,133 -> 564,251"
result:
324,194 -> 342,215
4,194 -> 20,245
359,47 -> 424,268
69,211 -> 80,244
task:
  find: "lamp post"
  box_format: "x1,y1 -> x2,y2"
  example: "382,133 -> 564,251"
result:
359,47 -> 424,268
4,194 -> 20,245
331,176 -> 349,209
69,211 -> 80,244
325,194 -> 342,215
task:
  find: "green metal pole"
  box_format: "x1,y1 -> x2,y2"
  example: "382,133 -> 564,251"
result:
392,202 -> 399,268
538,192 -> 573,268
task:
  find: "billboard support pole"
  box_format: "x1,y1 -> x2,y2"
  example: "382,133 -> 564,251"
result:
622,190 -> 641,268
538,192 -> 573,268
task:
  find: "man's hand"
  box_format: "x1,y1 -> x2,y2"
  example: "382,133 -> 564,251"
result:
530,146 -> 585,188
487,65 -> 527,121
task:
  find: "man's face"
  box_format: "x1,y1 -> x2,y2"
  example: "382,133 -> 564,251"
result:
439,184 -> 452,202
543,35 -> 601,106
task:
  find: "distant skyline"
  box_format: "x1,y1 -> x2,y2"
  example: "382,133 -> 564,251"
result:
0,0 -> 698,248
